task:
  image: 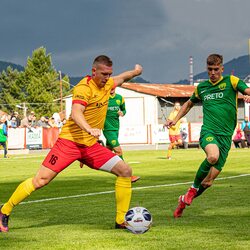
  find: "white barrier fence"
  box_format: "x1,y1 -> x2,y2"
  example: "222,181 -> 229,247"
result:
5,123 -> 204,150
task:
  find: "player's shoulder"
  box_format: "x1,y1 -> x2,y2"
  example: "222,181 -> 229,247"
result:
75,76 -> 91,88
115,93 -> 123,99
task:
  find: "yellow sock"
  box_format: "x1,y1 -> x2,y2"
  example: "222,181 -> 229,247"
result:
1,178 -> 35,216
115,177 -> 132,224
167,149 -> 172,158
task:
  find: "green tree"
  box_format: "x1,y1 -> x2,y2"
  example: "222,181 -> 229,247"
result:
22,47 -> 70,117
0,66 -> 22,113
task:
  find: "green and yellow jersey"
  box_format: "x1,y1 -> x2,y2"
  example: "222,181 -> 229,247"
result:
190,75 -> 248,136
104,93 -> 126,131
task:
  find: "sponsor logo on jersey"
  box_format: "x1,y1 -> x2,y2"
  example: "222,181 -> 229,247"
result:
218,82 -> 226,90
74,94 -> 85,100
96,100 -> 108,108
203,92 -> 223,101
108,106 -> 119,111
206,136 -> 214,142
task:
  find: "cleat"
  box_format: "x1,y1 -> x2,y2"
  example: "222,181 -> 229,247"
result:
0,206 -> 9,232
184,187 -> 198,205
115,222 -> 127,229
173,195 -> 186,218
131,176 -> 140,183
167,156 -> 171,160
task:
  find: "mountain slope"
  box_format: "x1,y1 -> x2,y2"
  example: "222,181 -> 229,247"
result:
178,55 -> 250,84
0,60 -> 24,72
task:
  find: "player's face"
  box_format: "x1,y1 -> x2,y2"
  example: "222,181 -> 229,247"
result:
92,63 -> 113,88
207,64 -> 224,83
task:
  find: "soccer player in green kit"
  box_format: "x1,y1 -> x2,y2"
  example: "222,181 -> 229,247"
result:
166,54 -> 250,218
103,88 -> 140,183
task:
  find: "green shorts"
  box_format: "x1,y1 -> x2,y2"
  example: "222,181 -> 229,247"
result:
199,131 -> 232,171
103,130 -> 120,148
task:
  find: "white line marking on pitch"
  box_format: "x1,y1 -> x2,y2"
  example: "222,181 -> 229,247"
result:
20,173 -> 250,205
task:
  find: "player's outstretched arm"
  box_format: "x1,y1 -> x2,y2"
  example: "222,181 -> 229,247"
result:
113,64 -> 143,86
166,100 -> 193,128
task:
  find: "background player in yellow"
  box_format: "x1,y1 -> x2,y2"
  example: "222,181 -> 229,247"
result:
164,102 -> 183,159
0,55 -> 143,232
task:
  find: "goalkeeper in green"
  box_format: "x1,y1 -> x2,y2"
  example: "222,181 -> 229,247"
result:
166,54 -> 250,218
103,88 -> 140,183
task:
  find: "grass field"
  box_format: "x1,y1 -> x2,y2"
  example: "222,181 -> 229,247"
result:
0,148 -> 249,250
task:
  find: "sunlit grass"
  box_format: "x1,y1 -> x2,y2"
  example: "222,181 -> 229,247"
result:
0,148 -> 249,249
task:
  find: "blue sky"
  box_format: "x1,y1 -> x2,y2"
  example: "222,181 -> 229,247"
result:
1,0 -> 250,83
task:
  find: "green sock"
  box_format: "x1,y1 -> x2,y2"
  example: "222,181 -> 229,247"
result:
193,159 -> 211,188
195,185 -> 207,198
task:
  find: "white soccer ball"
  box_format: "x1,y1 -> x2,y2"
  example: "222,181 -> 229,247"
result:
125,206 -> 152,234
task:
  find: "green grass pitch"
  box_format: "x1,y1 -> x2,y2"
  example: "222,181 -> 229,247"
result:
0,148 -> 249,250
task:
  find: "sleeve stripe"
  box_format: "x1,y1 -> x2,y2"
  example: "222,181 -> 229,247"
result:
230,75 -> 239,90
72,100 -> 88,106
194,87 -> 200,99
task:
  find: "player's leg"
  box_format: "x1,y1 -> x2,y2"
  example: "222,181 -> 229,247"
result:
111,161 -> 133,228
184,143 -> 219,205
112,145 -> 140,183
0,166 -> 57,232
105,131 -> 140,183
195,135 -> 231,198
167,136 -> 175,159
174,135 -> 219,218
0,138 -> 79,232
176,138 -> 183,148
83,143 -> 132,228
2,142 -> 7,158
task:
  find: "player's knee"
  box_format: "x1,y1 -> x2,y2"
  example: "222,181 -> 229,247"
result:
120,165 -> 132,177
112,162 -> 132,177
207,155 -> 219,165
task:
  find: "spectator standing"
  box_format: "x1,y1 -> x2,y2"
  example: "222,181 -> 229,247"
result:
10,117 -> 18,128
241,116 -> 250,147
48,117 -> 58,128
21,112 -> 35,128
0,116 -> 8,158
11,112 -> 21,127
37,116 -> 50,128
232,128 -> 246,148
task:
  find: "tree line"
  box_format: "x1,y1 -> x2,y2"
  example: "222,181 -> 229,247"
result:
0,47 -> 71,118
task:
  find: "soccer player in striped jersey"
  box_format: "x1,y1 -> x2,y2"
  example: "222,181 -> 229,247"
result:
166,54 -> 250,218
0,55 -> 143,232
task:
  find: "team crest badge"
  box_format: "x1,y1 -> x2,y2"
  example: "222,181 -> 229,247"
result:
116,100 -> 121,105
218,82 -> 226,90
206,136 -> 214,142
111,140 -> 117,145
